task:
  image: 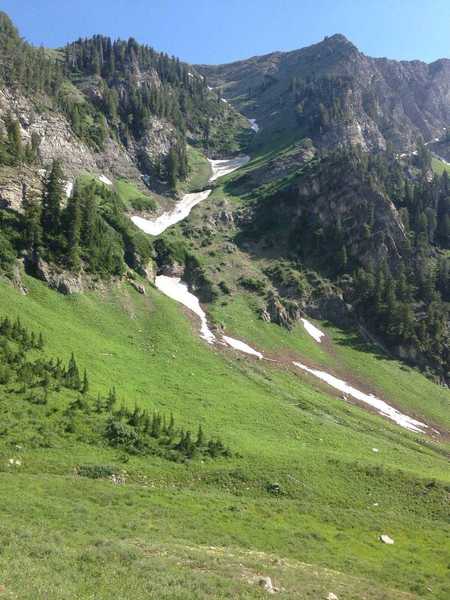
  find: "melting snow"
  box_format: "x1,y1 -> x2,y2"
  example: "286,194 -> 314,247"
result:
208,155 -> 250,182
249,118 -> 259,133
223,336 -> 263,359
301,318 -> 325,343
65,181 -> 73,198
155,276 -> 215,343
132,155 -> 249,236
154,275 -> 263,359
98,174 -> 113,186
132,190 -> 211,236
292,362 -> 427,432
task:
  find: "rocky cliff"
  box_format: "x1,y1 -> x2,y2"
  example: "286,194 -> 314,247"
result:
198,34 -> 450,153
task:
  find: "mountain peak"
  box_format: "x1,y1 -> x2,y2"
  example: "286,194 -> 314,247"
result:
315,33 -> 359,54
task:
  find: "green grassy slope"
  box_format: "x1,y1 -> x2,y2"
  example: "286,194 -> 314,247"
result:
0,276 -> 449,599
160,153 -> 450,431
431,155 -> 450,175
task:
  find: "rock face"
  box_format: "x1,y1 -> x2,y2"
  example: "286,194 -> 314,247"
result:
0,85 -> 178,210
244,152 -> 407,274
263,292 -> 301,329
198,34 -> 450,152
29,257 -> 84,295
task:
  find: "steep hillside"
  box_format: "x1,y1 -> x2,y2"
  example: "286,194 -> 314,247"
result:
0,275 -> 449,599
198,34 -> 450,152
0,12 -> 249,211
0,12 -> 449,600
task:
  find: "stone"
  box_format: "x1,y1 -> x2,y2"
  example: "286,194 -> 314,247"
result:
380,534 -> 394,544
130,281 -> 146,295
327,594 -> 339,600
258,576 -> 275,594
28,257 -> 83,294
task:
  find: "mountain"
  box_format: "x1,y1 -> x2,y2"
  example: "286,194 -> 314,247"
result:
0,12 -> 248,210
0,14 -> 449,600
198,34 -> 450,152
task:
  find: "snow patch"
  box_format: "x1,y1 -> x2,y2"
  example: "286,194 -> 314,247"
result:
301,318 -> 325,343
155,275 -> 263,359
292,362 -> 427,432
208,155 -> 250,182
132,190 -> 211,236
223,336 -> 263,359
155,276 -> 215,343
98,174 -> 113,186
65,180 -> 74,198
248,118 -> 259,133
132,155 -> 249,236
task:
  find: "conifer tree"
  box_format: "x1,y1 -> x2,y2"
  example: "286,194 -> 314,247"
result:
196,424 -> 204,447
6,116 -> 22,162
81,369 -> 89,394
167,147 -> 178,191
22,189 -> 43,258
65,185 -> 82,271
66,352 -> 81,389
42,160 -> 64,243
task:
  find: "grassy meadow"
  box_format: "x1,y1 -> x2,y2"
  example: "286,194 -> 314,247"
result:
0,275 -> 449,599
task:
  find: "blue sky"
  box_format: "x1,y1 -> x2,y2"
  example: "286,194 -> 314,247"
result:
3,0 -> 449,64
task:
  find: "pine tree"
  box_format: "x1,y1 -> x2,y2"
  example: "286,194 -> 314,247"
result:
22,189 -> 43,258
6,116 -> 22,162
37,332 -> 44,349
80,186 -> 96,249
95,393 -> 103,413
42,160 -> 64,243
106,387 -> 117,410
81,369 -> 89,394
66,352 -> 81,389
196,424 -> 204,447
167,147 -> 178,191
64,185 -> 82,271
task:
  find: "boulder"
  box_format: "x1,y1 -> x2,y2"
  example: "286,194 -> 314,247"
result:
29,257 -> 83,294
258,576 -> 276,594
380,534 -> 394,544
161,262 -> 184,277
130,281 -> 146,295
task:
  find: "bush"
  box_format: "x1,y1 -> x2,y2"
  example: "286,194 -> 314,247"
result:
76,464 -> 117,479
239,276 -> 266,295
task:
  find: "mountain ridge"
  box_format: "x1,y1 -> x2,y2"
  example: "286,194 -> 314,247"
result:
197,34 -> 450,153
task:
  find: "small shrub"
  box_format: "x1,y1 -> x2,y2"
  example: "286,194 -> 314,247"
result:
76,464 -> 117,479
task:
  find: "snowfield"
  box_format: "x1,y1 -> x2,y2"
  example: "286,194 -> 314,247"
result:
132,155 -> 250,235
208,155 -> 250,182
132,190 -> 212,236
301,318 -> 325,343
223,336 -> 263,359
155,276 -> 216,343
249,118 -> 259,132
292,362 -> 427,432
155,276 -> 263,358
65,180 -> 74,198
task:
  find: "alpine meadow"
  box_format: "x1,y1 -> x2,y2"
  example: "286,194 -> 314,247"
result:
0,6 -> 449,599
